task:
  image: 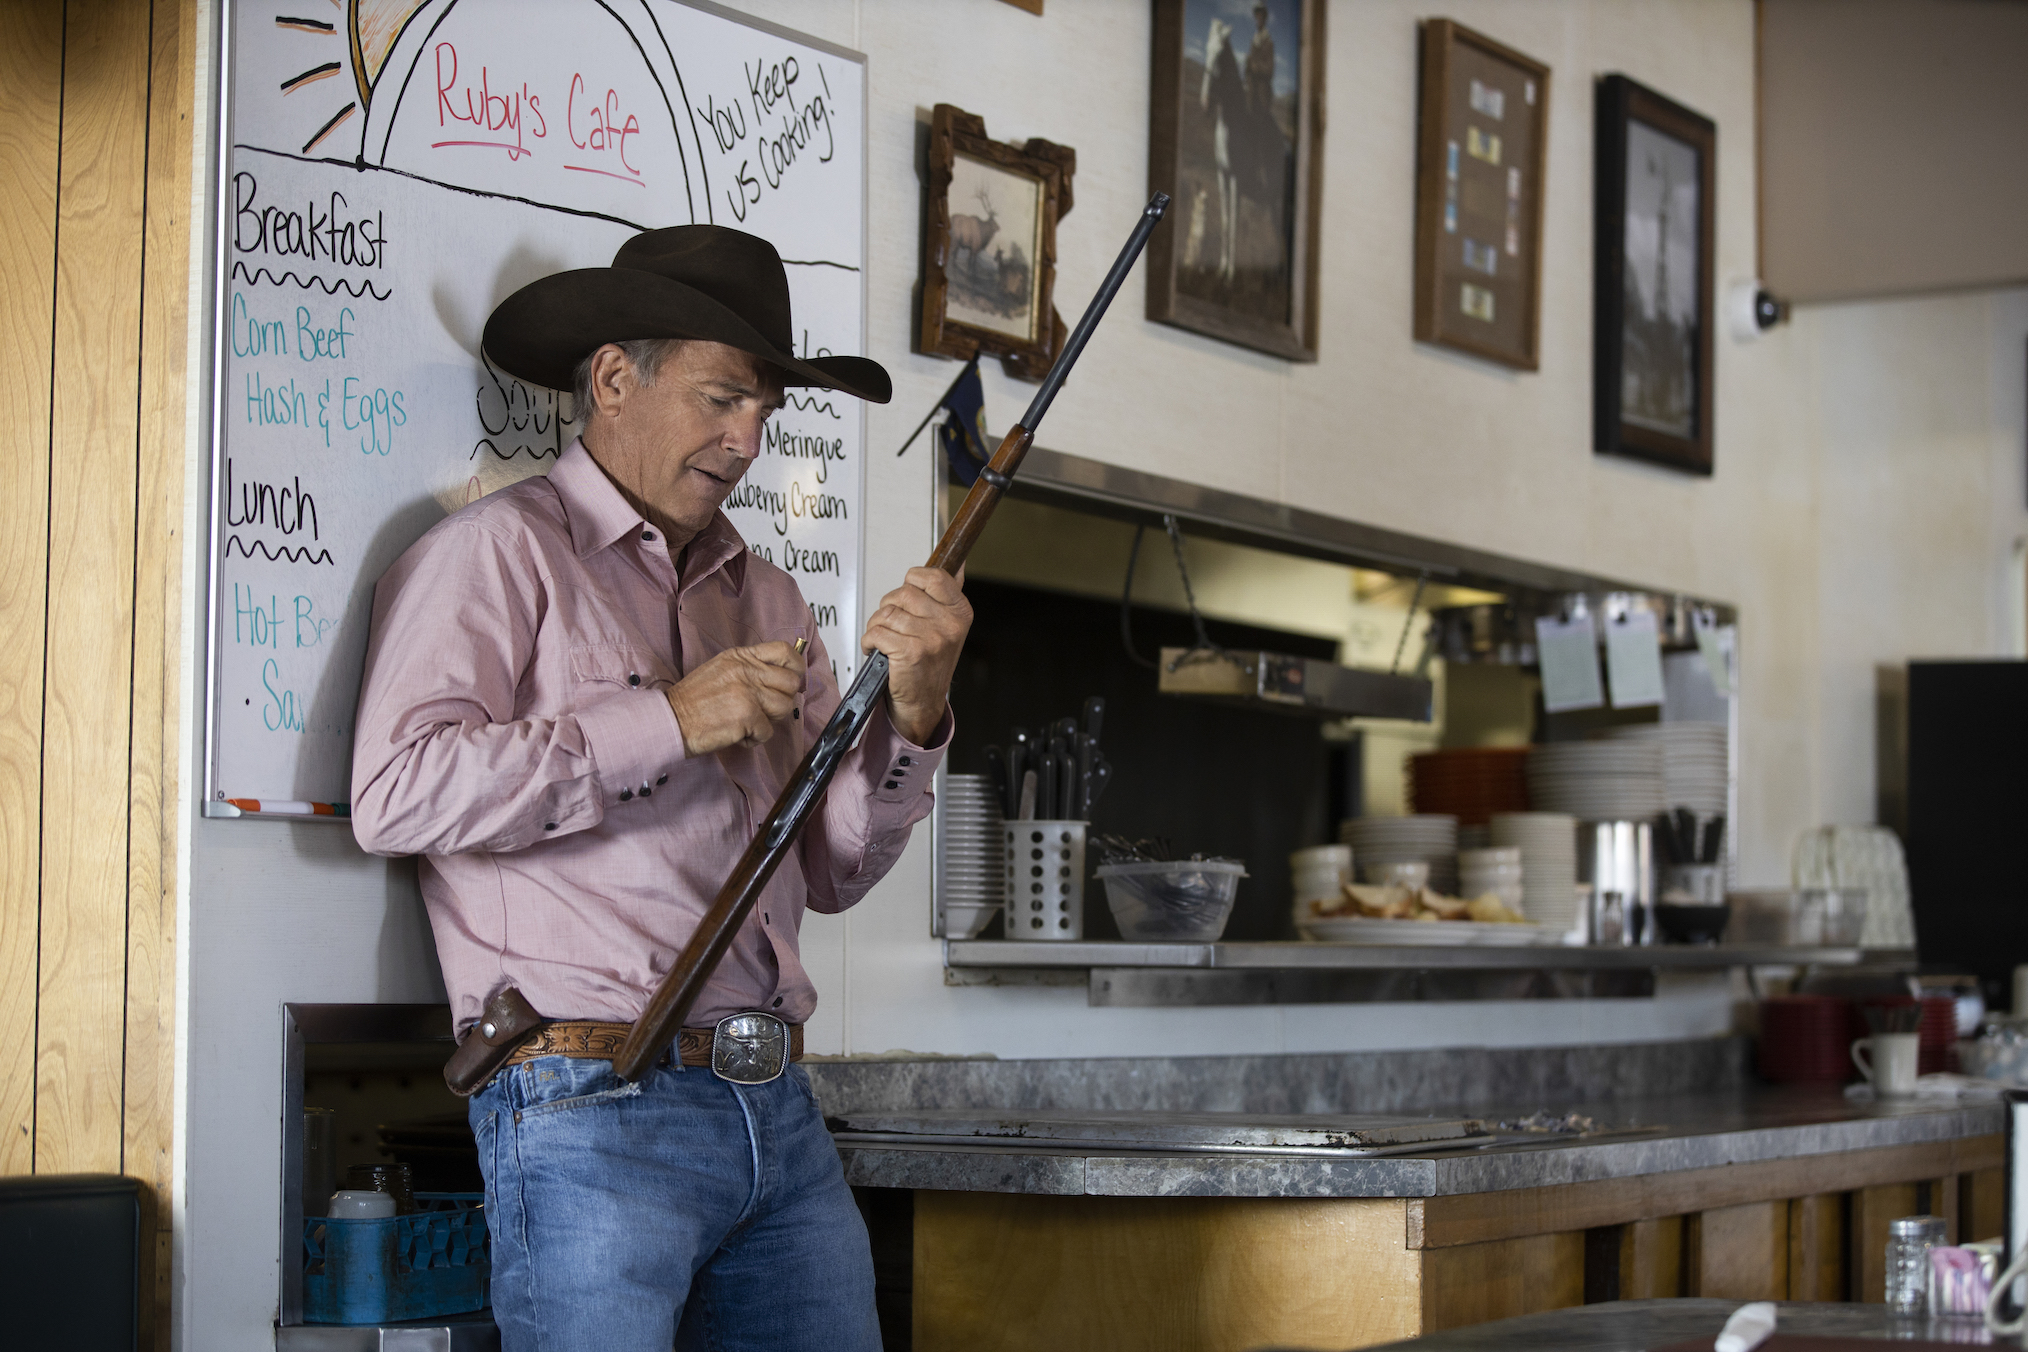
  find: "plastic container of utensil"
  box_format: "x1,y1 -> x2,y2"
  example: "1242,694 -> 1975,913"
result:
1096,860 -> 1247,941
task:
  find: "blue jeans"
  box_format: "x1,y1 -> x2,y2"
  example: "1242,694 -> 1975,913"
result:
469,1055 -> 880,1352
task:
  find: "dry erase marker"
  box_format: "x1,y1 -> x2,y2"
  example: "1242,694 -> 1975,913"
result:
227,799 -> 349,817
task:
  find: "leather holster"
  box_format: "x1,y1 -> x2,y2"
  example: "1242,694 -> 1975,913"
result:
443,986 -> 549,1097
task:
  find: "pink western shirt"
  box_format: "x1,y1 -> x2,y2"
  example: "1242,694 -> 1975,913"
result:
350,440 -> 947,1036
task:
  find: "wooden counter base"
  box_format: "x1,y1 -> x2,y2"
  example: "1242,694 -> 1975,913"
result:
910,1136 -> 2003,1352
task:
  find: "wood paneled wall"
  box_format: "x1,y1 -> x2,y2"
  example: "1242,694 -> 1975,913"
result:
0,0 -> 197,1340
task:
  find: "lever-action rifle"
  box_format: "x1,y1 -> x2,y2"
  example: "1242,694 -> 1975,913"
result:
613,192 -> 1171,1081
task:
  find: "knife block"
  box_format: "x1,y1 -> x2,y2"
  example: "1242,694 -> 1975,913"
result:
1005,821 -> 1086,940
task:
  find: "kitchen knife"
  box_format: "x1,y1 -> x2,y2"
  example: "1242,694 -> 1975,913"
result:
1075,733 -> 1093,820
1077,698 -> 1105,820
982,745 -> 1005,819
1701,814 -> 1726,864
1087,756 -> 1112,811
1038,749 -> 1058,823
1008,728 -> 1032,818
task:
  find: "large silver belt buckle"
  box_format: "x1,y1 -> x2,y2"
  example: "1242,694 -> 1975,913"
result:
711,1012 -> 789,1084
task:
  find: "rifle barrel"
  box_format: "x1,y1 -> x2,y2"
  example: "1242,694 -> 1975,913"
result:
1019,193 -> 1170,432
614,193 -> 1169,1082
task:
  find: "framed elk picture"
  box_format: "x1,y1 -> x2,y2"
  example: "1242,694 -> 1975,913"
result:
1413,19 -> 1551,370
1146,0 -> 1325,362
918,104 -> 1075,382
1594,74 -> 1716,474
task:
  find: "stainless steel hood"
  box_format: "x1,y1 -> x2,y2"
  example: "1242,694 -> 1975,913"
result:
1157,647 -> 1434,722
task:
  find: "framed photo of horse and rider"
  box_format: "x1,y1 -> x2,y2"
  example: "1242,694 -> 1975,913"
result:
1147,0 -> 1327,362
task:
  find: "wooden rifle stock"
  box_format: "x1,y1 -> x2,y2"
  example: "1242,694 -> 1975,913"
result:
614,193 -> 1170,1081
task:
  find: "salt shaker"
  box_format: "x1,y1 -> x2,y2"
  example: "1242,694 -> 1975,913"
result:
1886,1215 -> 1947,1315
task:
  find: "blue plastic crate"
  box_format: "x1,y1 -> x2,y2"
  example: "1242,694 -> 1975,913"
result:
303,1192 -> 490,1325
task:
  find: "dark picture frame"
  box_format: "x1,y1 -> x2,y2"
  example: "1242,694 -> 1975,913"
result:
1413,19 -> 1550,370
1146,0 -> 1325,362
1595,74 -> 1716,474
918,103 -> 1075,382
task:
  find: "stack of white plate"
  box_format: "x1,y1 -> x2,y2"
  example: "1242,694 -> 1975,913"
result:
941,774 -> 1004,938
1489,812 -> 1579,932
1289,844 -> 1353,929
1339,815 -> 1458,895
1458,846 -> 1524,909
1602,723 -> 1727,816
1526,742 -> 1666,821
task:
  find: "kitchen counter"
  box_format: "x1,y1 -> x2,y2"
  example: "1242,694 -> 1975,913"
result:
843,1044 -> 2012,1351
834,1088 -> 2003,1199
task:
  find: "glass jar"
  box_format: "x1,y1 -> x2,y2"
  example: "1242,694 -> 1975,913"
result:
1886,1215 -> 1948,1315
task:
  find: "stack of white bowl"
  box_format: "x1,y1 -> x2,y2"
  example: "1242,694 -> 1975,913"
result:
1602,723 -> 1727,818
940,773 -> 1004,938
1489,812 -> 1579,932
1526,741 -> 1666,821
1339,815 -> 1459,895
1289,844 -> 1352,929
1458,846 -> 1524,910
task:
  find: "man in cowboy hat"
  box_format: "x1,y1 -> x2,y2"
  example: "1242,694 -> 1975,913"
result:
350,225 -> 968,1351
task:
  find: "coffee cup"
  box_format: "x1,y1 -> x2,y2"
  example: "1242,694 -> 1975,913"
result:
1852,1032 -> 1921,1097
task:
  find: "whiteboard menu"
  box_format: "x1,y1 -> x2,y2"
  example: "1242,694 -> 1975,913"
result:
204,0 -> 867,816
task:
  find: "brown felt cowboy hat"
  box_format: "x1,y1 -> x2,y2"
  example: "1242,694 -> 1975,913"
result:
482,225 -> 891,404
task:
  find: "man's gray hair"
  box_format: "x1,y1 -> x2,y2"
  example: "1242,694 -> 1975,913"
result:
571,338 -> 689,420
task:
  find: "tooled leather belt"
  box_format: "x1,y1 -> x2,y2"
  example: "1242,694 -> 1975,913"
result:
503,1018 -> 804,1070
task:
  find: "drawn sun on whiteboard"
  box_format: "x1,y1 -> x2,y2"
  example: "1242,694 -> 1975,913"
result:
274,0 -> 431,155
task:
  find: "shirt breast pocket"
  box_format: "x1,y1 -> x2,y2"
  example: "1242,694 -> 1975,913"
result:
567,643 -> 677,698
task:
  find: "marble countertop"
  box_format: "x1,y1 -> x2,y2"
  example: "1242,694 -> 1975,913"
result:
832,1088 -> 2003,1199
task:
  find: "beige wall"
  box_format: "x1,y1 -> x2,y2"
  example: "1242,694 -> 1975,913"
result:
1806,286 -> 2028,825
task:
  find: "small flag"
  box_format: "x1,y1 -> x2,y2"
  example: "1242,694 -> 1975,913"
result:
937,357 -> 990,487
894,355 -> 992,473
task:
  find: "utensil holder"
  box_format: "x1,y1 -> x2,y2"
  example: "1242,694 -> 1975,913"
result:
1662,863 -> 1724,906
1005,821 -> 1085,940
